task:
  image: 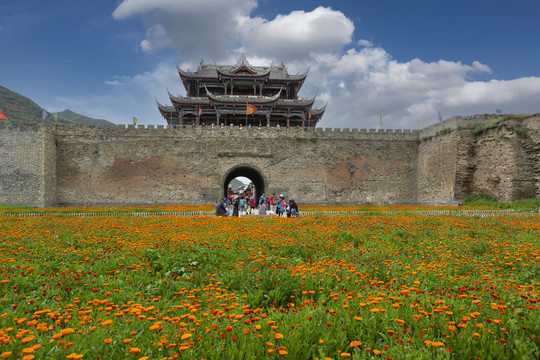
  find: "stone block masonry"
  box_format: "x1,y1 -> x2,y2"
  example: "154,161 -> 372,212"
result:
0,114 -> 538,207
0,124 -> 56,206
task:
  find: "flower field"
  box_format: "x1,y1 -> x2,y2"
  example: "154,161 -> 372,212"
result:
0,209 -> 539,359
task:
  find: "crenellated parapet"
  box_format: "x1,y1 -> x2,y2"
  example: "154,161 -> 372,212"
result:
40,123 -> 420,142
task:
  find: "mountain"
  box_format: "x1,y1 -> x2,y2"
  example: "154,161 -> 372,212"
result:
57,109 -> 114,126
0,85 -> 114,126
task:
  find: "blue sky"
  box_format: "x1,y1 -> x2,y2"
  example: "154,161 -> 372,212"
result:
1,0 -> 540,129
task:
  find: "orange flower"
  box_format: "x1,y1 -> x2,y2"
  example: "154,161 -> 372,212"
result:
1,352 -> 12,358
341,353 -> 351,358
274,333 -> 284,340
350,340 -> 362,348
181,333 -> 192,340
65,354 -> 83,360
61,328 -> 74,336
21,335 -> 34,343
123,338 -> 132,344
372,349 -> 381,355
101,320 -> 113,326
129,348 -> 141,354
104,338 -> 113,344
278,350 -> 288,356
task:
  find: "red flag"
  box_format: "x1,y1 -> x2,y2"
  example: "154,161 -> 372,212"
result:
0,108 -> 7,120
246,104 -> 257,115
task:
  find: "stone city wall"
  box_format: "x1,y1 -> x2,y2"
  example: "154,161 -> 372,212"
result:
52,124 -> 418,206
1,115 -> 538,207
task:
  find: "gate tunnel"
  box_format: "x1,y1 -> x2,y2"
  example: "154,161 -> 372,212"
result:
223,165 -> 266,202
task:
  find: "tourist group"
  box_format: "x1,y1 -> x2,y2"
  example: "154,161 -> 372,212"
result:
216,193 -> 299,217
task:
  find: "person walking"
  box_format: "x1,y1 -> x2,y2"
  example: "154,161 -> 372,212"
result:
258,200 -> 267,215
270,193 -> 277,214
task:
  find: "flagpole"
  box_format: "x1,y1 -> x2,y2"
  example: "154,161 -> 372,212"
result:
245,103 -> 248,126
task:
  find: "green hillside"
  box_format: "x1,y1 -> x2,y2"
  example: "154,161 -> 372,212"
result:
0,85 -> 113,126
57,109 -> 114,126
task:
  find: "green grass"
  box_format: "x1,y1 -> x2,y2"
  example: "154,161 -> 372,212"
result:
473,114 -> 530,135
463,195 -> 540,212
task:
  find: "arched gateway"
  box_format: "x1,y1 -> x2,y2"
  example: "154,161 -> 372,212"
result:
223,165 -> 266,202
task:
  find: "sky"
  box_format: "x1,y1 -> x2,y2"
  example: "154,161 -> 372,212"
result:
1,0 -> 540,130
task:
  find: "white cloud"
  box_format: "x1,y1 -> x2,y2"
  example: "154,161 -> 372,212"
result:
113,0 -> 256,59
241,7 -> 354,60
109,1 -> 540,129
357,39 -> 373,47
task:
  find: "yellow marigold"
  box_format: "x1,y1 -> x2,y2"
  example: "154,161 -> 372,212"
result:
274,333 -> 284,340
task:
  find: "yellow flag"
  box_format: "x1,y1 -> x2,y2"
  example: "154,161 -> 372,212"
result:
133,116 -> 138,125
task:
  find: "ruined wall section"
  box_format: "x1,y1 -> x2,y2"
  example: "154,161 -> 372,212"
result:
53,125 -> 419,206
522,116 -> 540,197
471,117 -> 538,201
417,130 -> 461,204
0,123 -> 56,206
